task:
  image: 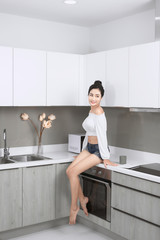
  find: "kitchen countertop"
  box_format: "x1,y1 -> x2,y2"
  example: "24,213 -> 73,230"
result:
0,151 -> 76,170
0,146 -> 160,183
99,163 -> 160,183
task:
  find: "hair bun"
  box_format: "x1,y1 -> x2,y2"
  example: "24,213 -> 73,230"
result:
88,80 -> 104,97
94,80 -> 102,85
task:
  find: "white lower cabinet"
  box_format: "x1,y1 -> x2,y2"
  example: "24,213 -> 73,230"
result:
55,163 -> 71,219
0,168 -> 22,232
23,165 -> 56,226
111,171 -> 160,240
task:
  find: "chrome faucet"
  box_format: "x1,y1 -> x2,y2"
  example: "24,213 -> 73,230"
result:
3,129 -> 10,159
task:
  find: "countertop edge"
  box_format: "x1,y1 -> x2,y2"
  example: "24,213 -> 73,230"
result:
0,147 -> 159,183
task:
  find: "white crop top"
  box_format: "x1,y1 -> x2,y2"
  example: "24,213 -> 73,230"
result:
82,112 -> 110,160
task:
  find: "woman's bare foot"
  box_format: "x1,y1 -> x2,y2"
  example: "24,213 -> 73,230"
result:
69,207 -> 79,225
80,197 -> 89,216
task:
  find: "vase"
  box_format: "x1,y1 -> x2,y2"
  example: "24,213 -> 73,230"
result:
37,141 -> 43,156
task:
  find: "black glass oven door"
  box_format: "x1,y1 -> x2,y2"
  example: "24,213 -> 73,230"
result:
80,175 -> 111,222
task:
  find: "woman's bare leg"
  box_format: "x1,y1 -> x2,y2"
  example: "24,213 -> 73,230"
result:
67,154 -> 102,224
78,183 -> 89,215
67,150 -> 91,171
66,150 -> 90,215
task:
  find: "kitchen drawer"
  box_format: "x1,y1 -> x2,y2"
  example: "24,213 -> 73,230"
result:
111,208 -> 160,240
112,171 -> 160,196
112,183 -> 160,226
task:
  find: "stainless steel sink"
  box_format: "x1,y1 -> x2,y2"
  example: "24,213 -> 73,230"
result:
9,154 -> 52,162
0,157 -> 16,164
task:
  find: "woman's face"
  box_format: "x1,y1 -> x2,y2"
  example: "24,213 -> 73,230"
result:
88,88 -> 102,107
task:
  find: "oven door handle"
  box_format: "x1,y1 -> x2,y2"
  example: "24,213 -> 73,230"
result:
80,174 -> 111,222
80,174 -> 110,186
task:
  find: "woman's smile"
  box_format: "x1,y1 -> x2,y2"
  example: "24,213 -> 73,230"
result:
88,88 -> 102,107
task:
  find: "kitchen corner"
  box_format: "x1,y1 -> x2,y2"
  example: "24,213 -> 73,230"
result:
0,1 -> 160,240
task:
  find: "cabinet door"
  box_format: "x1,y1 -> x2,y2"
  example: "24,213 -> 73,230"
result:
85,52 -> 106,106
106,48 -> 129,107
0,46 -> 13,106
0,168 -> 22,231
14,48 -> 46,106
129,42 -> 160,108
55,163 -> 71,218
47,52 -> 79,106
111,208 -> 160,240
23,165 -> 56,226
112,183 -> 160,226
78,55 -> 86,106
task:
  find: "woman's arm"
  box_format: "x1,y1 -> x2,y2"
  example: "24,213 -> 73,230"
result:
95,114 -> 118,168
103,159 -> 118,168
95,114 -> 110,160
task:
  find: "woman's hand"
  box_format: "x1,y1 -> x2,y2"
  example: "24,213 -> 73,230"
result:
103,159 -> 118,168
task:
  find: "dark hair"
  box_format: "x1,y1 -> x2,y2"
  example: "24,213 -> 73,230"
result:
88,80 -> 104,97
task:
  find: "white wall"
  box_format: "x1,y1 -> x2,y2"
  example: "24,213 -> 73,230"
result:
0,13 -> 90,54
0,9 -> 155,54
90,9 -> 155,52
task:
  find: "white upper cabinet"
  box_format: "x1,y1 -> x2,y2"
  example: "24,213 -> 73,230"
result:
0,46 -> 13,106
78,55 -> 86,106
14,48 -> 46,106
106,47 -> 129,107
129,42 -> 160,108
85,52 -> 106,106
47,52 -> 80,106
1,41 -> 160,108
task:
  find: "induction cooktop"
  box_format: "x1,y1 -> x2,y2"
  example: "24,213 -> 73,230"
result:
130,163 -> 160,177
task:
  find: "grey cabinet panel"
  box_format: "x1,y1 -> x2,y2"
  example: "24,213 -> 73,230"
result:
112,183 -> 160,226
55,163 -> 71,219
0,168 -> 22,232
111,208 -> 160,240
23,165 -> 56,226
112,171 -> 160,196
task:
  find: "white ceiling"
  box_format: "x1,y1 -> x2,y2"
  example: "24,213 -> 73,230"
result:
0,0 -> 155,27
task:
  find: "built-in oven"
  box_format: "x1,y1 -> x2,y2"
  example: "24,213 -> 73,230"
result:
80,166 -> 111,222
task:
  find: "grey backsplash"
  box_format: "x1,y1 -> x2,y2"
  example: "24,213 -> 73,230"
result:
0,106 -> 160,154
105,107 -> 160,154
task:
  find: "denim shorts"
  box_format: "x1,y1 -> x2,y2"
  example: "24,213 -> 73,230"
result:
87,143 -> 102,160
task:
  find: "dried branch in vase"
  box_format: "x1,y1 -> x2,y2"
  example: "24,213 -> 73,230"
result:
20,112 -> 56,155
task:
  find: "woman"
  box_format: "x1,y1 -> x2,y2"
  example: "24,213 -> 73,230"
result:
66,80 -> 118,225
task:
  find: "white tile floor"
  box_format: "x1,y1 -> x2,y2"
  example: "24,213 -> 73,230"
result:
10,223 -> 114,240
